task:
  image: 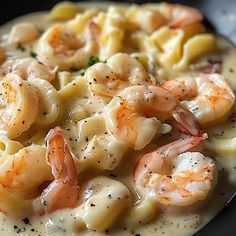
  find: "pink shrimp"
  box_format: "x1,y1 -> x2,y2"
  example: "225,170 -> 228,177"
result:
38,127 -> 79,214
36,19 -> 99,70
105,85 -> 202,150
1,58 -> 57,82
134,135 -> 216,206
160,73 -> 235,126
159,3 -> 203,29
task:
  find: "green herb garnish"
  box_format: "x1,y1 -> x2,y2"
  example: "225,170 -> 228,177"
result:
88,55 -> 100,66
30,51 -> 37,58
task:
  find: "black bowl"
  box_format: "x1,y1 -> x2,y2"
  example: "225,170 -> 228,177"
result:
1,1 -> 236,235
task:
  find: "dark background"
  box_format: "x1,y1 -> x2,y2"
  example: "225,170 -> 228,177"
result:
2,0 -> 236,235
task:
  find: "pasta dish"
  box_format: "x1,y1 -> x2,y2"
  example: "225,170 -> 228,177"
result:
0,2 -> 235,236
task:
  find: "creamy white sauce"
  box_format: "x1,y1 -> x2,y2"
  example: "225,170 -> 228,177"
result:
0,3 -> 235,236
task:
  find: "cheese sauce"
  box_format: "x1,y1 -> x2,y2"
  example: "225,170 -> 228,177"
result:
0,2 -> 235,236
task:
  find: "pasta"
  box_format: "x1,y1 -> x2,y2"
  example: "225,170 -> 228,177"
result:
176,33 -> 217,69
127,198 -> 159,225
98,7 -> 127,60
0,134 -> 23,156
50,1 -> 83,20
76,177 -> 131,231
207,137 -> 236,156
76,115 -> 128,170
0,2 -> 235,236
6,23 -> 40,46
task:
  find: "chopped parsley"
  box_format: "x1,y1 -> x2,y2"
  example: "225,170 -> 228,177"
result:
30,51 -> 37,58
88,55 -> 100,66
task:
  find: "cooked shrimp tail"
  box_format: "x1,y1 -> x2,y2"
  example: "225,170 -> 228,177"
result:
39,127 -> 79,214
171,105 -> 202,136
87,19 -> 99,43
46,127 -> 78,185
105,85 -> 202,150
134,135 -> 216,206
155,134 -> 207,158
134,135 -> 207,179
83,19 -> 99,57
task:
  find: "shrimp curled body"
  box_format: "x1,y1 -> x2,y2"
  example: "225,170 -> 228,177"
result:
0,145 -> 52,217
1,58 -> 57,82
86,53 -> 156,97
0,73 -> 39,138
104,85 -> 202,150
134,136 -> 216,206
160,73 -> 235,126
36,21 -> 99,70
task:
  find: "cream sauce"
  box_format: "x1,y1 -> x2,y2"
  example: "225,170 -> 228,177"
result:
0,2 -> 235,236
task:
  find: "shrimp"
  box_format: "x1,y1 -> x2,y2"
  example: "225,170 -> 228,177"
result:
127,7 -> 166,34
1,58 -> 57,82
0,145 -> 52,217
160,73 -> 235,126
134,136 -> 216,206
86,53 -> 156,97
104,85 -> 202,150
158,3 -> 203,29
0,145 -> 51,196
36,127 -> 79,214
36,20 -> 99,70
0,73 -> 39,138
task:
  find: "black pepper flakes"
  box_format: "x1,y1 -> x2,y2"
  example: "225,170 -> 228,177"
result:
22,217 -> 30,224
